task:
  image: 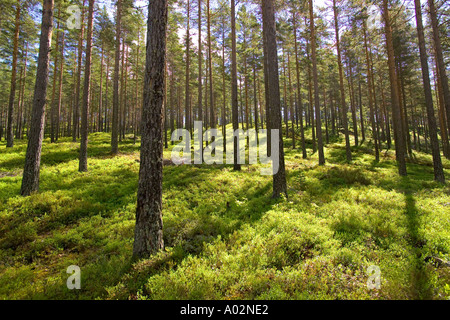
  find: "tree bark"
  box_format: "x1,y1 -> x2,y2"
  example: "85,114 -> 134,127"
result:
362,17 -> 379,162
21,0 -> 54,196
381,0 -> 407,176
414,0 -> 445,183
185,0 -> 191,134
293,11 -> 307,159
428,0 -> 450,138
309,0 -> 325,165
73,0 -> 86,142
133,0 -> 168,259
79,0 -> 94,172
111,0 -> 122,154
262,0 -> 287,198
6,0 -> 21,148
231,0 -> 240,170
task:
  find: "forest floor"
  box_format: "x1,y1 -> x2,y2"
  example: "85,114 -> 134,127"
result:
1,128 -> 450,299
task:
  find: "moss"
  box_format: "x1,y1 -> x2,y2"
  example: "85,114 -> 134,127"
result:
0,131 -> 449,299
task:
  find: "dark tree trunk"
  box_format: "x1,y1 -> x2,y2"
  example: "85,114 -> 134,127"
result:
98,41 -> 104,133
79,0 -> 94,172
428,0 -> 450,137
362,18 -> 379,162
111,0 -> 121,154
133,0 -> 168,259
262,0 -> 287,198
6,0 -> 21,148
73,0 -> 86,142
309,0 -> 325,165
21,0 -> 54,196
381,0 -> 407,176
414,0 -> 445,183
185,0 -> 191,134
56,33 -> 65,141
293,11 -> 307,159
231,0 -> 240,171
16,41 -> 28,140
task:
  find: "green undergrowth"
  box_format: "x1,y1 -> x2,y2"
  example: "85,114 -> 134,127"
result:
0,129 -> 449,300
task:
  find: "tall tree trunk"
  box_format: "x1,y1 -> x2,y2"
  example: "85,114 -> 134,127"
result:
79,0 -> 94,172
105,55 -> 110,133
293,11 -> 307,158
231,0 -> 240,171
287,50 -> 295,148
379,73 -> 391,149
262,0 -> 287,198
223,25 -> 227,152
21,0 -> 54,196
347,57 -> 358,146
428,0 -> 450,137
309,0 -> 325,165
73,0 -> 86,142
111,0 -> 121,154
134,31 -> 140,143
362,17 -> 379,161
17,41 -> 28,140
56,33 -> 65,141
132,0 -> 168,259
305,33 -> 316,152
50,5 -> 61,143
119,42 -> 125,141
435,65 -> 450,159
198,0 -> 203,154
98,40 -> 104,133
6,0 -> 21,148
185,0 -> 191,134
381,0 -> 407,176
207,0 -> 215,136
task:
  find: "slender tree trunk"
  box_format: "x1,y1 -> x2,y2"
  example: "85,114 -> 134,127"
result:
435,61 -> 450,159
6,0 -> 21,148
253,58 -> 259,141
105,55 -> 110,133
21,0 -> 54,196
309,0 -> 324,165
287,50 -> 295,148
50,5 -> 61,143
119,42 -> 125,141
17,41 -> 28,140
56,33 -> 65,141
362,18 -> 379,161
170,66 -> 175,144
379,73 -> 391,149
73,0 -> 86,142
98,41 -> 104,133
207,0 -> 215,137
381,0 -> 407,176
347,57 -> 358,146
111,0 -> 121,154
293,11 -> 307,158
185,0 -> 191,134
262,0 -> 287,198
428,0 -> 450,137
305,34 -> 316,152
323,88 -> 329,145
198,0 -> 203,153
231,0 -> 240,171
223,26 -> 227,152
79,0 -> 94,172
